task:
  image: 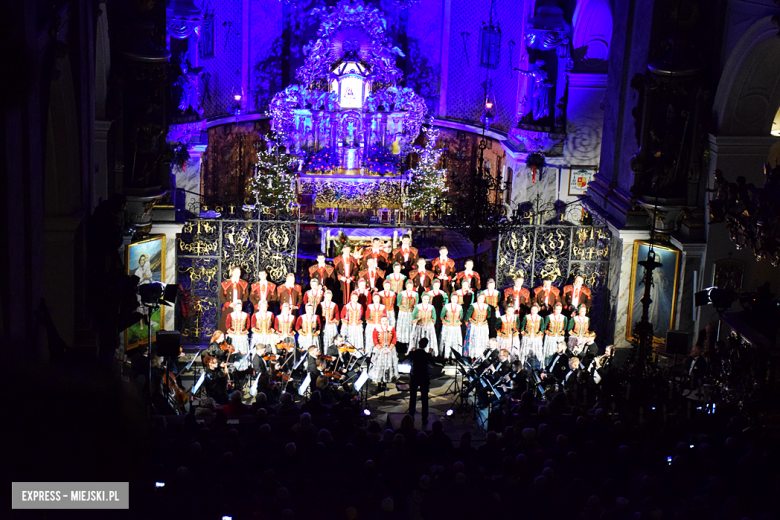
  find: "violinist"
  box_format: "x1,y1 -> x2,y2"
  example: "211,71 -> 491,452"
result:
203,355 -> 229,404
250,343 -> 271,376
204,330 -> 231,364
306,345 -> 323,383
325,334 -> 344,358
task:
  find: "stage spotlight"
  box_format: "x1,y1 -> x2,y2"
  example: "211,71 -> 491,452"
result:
689,444 -> 694,449
222,516 -> 233,520
155,482 -> 165,488
363,408 -> 371,416
446,409 -> 454,417
139,282 -> 164,305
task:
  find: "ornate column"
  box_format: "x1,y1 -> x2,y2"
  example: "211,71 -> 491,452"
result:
670,238 -> 706,345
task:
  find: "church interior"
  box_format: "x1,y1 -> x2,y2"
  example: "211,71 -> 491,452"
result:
6,0 -> 780,517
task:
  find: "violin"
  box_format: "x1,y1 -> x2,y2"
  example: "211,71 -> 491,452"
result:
275,371 -> 292,382
319,355 -> 334,362
262,354 -> 278,360
338,346 -> 355,353
323,370 -> 344,381
220,344 -> 236,353
276,343 -> 292,351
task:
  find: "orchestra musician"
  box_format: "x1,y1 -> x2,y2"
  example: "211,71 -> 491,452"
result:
340,291 -> 365,352
369,315 -> 398,389
250,343 -> 271,377
477,348 -> 511,409
392,235 -> 418,274
503,275 -> 530,315
308,253 -> 336,292
318,290 -> 340,348
539,341 -> 571,386
455,259 -> 481,292
306,345 -> 323,384
204,330 -> 231,364
203,355 -> 229,404
533,277 -> 561,316
335,245 -> 359,305
218,266 -> 249,332
364,292 -> 387,355
249,268 -> 276,312
409,258 -> 434,296
430,246 -> 456,293
562,275 -> 592,316
276,273 -> 303,316
411,293 -> 438,355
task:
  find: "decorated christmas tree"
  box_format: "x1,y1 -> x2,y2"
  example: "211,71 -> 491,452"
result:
402,125 -> 449,217
246,133 -> 298,212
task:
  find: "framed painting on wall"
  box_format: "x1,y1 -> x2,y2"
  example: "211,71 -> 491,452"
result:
568,166 -> 597,196
712,258 -> 743,292
626,240 -> 681,344
125,235 -> 166,352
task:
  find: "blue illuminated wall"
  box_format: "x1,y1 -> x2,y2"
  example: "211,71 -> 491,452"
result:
200,0 -> 245,116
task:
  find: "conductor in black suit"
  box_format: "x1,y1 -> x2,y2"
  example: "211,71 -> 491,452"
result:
407,337 -> 434,426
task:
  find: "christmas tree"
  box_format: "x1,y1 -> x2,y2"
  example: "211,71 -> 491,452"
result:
246,133 -> 298,212
402,125 -> 449,217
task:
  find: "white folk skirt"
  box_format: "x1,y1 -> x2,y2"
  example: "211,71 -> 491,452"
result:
298,334 -> 320,350
322,323 -> 339,350
464,323 -> 489,359
521,335 -> 545,370
440,325 -> 463,358
369,349 -> 399,383
250,331 -> 278,349
396,310 -> 413,343
341,323 -> 364,353
498,335 -> 521,362
543,334 -> 565,366
411,323 -> 438,355
365,323 -> 381,356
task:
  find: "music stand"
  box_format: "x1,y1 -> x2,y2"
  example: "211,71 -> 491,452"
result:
442,350 -> 468,397
354,370 -> 370,411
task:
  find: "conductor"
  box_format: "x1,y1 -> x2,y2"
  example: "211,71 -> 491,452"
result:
406,337 -> 435,427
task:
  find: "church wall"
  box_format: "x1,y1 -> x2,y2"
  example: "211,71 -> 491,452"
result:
405,0 -> 444,117
200,0 -> 245,117
249,0 -> 284,113
443,0 -> 526,132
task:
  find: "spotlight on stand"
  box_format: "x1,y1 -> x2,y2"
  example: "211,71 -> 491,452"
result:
138,282 -> 178,307
363,408 -> 371,416
446,409 -> 454,417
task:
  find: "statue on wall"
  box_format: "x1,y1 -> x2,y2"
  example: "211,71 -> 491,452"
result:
174,52 -> 204,116
517,60 -> 553,121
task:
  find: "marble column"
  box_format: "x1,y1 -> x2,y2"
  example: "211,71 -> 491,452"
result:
174,143 -> 207,215
150,222 -> 184,332
94,119 -> 112,207
607,225 -> 651,349
671,237 -> 706,347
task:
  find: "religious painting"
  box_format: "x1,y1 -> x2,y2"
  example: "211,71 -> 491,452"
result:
568,166 -> 597,196
626,240 -> 680,344
712,259 -> 743,292
125,235 -> 166,351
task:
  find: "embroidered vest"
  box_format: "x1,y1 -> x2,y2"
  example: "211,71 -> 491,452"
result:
321,303 -> 338,324
484,290 -> 499,307
277,316 -> 295,336
443,306 -> 462,326
546,315 -> 566,336
344,305 -> 362,326
498,317 -> 519,338
300,316 -> 319,336
388,275 -> 405,294
399,292 -> 417,312
523,316 -> 542,335
228,313 -> 249,335
306,290 -> 323,307
366,305 -> 385,325
378,291 -> 396,310
571,317 -> 590,337
416,305 -> 435,325
470,305 -> 489,325
375,328 -> 394,347
251,312 -> 273,334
